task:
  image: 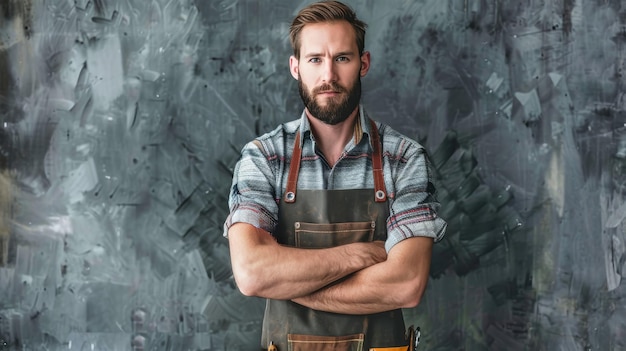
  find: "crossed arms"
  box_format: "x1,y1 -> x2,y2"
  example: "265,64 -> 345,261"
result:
228,222 -> 434,315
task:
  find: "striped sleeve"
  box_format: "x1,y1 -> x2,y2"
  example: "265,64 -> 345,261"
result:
223,140 -> 279,237
385,139 -> 447,252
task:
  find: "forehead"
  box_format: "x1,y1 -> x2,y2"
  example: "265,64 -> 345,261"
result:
299,21 -> 358,54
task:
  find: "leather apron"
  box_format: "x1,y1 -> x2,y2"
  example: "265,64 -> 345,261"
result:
261,120 -> 408,351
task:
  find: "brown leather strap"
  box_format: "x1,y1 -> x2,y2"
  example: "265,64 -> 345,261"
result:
284,131 -> 302,203
369,119 -> 387,202
284,119 -> 387,203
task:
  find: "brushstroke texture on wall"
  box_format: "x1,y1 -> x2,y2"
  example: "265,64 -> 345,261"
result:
0,0 -> 624,350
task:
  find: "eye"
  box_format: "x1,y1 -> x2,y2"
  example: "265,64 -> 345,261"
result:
308,57 -> 321,63
336,56 -> 349,62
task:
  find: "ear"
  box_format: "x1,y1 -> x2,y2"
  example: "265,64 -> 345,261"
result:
289,55 -> 299,80
360,51 -> 371,77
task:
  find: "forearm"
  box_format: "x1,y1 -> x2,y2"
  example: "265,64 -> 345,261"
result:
292,261 -> 417,314
292,236 -> 433,314
228,223 -> 386,300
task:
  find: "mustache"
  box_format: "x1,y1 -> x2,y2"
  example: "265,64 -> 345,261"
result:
313,83 -> 347,95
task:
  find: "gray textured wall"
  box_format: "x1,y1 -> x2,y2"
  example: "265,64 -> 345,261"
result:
0,0 -> 625,350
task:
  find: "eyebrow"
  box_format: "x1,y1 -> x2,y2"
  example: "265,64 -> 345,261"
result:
303,51 -> 357,59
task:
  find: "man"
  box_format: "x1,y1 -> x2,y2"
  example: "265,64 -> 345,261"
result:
224,1 -> 446,350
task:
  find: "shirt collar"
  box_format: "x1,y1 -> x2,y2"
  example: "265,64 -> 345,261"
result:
298,104 -> 373,149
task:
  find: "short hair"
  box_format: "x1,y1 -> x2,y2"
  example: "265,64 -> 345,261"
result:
289,1 -> 367,59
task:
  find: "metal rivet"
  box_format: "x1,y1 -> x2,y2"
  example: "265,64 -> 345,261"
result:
131,334 -> 146,348
285,192 -> 295,201
371,221 -> 376,228
375,190 -> 385,200
131,308 -> 147,323
294,222 -> 300,229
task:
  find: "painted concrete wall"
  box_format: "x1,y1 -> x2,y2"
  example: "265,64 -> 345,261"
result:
0,0 -> 624,349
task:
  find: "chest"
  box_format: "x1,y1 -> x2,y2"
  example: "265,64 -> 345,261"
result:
277,148 -> 376,191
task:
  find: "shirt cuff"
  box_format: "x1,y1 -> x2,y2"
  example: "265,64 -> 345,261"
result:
385,217 -> 447,252
223,204 -> 277,238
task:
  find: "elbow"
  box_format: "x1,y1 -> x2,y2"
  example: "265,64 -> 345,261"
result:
398,279 -> 427,309
401,294 -> 423,309
235,279 -> 258,297
232,265 -> 263,297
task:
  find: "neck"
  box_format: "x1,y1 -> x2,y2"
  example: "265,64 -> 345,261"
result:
306,106 -> 360,167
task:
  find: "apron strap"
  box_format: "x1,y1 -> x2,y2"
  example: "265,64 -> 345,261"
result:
283,119 -> 388,203
284,131 -> 302,203
369,119 -> 387,203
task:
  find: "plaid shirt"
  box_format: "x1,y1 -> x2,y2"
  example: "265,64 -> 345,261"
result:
224,106 -> 446,252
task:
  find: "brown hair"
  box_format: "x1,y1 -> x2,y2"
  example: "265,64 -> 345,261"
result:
289,1 -> 367,59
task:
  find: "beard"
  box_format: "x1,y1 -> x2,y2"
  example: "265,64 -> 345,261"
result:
298,75 -> 361,125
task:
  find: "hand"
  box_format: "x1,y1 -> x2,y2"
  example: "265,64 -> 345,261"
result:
351,240 -> 387,267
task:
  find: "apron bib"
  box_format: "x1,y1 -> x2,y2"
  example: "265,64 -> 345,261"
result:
261,120 -> 408,351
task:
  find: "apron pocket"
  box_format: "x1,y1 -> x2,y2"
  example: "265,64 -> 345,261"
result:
288,333 -> 365,351
294,221 -> 375,248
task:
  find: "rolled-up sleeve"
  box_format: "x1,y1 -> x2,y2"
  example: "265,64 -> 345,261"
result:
223,141 -> 278,237
385,142 -> 447,252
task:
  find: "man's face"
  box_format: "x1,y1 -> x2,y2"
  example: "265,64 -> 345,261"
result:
289,21 -> 370,125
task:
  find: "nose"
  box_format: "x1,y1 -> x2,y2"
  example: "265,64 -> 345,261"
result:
321,60 -> 337,83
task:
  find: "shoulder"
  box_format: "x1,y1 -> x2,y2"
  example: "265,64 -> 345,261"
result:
257,118 -> 300,142
244,119 -> 300,157
375,121 -> 426,160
